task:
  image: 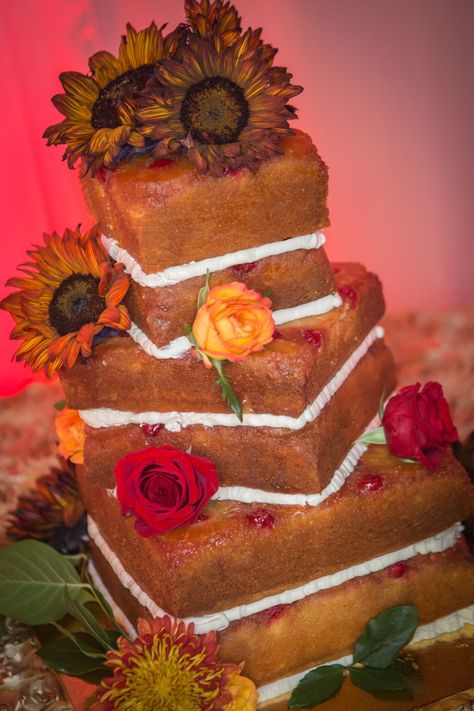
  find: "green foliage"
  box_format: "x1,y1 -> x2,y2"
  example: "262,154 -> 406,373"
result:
0,540 -> 92,625
289,606 -> 419,708
288,665 -> 344,708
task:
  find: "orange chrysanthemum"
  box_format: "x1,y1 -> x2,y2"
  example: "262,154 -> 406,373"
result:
138,31 -> 302,175
43,22 -> 186,173
0,226 -> 130,376
90,616 -> 248,711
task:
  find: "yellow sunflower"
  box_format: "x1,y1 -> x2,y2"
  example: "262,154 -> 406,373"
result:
43,22 -> 186,173
138,31 -> 302,175
0,226 -> 130,377
89,616 -> 256,711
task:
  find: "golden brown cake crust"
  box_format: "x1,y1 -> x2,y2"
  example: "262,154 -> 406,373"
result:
82,132 -> 329,273
61,263 -> 385,416
126,246 -> 336,347
80,447 -> 474,618
90,536 -> 474,687
83,340 -> 396,494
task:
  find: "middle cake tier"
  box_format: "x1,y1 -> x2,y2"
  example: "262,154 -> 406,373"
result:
78,446 -> 474,618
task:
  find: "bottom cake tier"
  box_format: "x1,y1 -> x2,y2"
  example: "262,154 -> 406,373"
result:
88,526 -> 474,694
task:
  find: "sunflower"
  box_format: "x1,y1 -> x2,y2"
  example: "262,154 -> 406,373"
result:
43,22 -> 186,173
89,616 -> 255,711
0,226 -> 130,376
185,0 -> 242,46
138,31 -> 302,175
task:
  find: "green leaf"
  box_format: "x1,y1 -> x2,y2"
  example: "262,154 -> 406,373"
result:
38,636 -> 109,681
357,426 -> 387,446
0,615 -> 6,638
262,288 -> 273,298
54,399 -> 66,411
65,588 -> 117,651
212,358 -> 243,421
289,665 -> 345,708
197,271 -> 211,310
0,541 -> 91,625
349,665 -> 412,698
353,605 -> 418,668
51,626 -> 106,660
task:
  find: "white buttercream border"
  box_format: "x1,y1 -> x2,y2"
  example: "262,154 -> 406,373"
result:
213,412 -> 380,505
257,603 -> 474,702
87,517 -> 463,636
103,232 -> 326,288
127,292 -> 342,361
80,325 -> 384,432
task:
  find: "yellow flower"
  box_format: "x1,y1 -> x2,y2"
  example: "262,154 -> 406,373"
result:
224,671 -> 259,710
192,282 -> 274,363
43,22 -> 185,173
55,408 -> 85,464
0,226 -> 131,376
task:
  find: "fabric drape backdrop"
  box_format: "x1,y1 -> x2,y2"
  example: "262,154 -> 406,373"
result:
1,0 -> 473,395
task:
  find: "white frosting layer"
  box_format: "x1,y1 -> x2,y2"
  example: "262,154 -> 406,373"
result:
257,603 -> 474,702
213,413 -> 380,505
88,561 -> 136,639
81,325 -> 384,432
87,517 -> 463,635
127,292 -> 342,361
103,232 -> 326,287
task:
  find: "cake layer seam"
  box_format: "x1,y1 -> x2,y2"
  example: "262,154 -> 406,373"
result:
87,517 -> 463,635
103,231 -> 326,287
80,325 -> 384,432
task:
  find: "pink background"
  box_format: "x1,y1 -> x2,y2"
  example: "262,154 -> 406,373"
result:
1,0 -> 473,395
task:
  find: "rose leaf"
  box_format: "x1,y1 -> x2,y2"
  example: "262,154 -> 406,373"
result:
288,664 -> 345,708
353,605 -> 418,668
349,665 -> 413,698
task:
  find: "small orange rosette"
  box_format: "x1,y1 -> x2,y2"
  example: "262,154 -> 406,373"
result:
192,282 -> 274,363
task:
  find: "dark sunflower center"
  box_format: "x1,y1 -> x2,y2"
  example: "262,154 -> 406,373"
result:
91,64 -> 155,129
180,76 -> 249,144
49,274 -> 104,336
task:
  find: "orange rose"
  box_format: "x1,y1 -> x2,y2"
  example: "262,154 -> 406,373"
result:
192,282 -> 274,363
55,408 -> 85,464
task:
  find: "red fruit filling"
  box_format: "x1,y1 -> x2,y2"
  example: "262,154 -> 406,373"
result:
95,166 -> 110,184
141,423 -> 164,437
272,330 -> 283,340
387,561 -> 409,579
232,262 -> 256,276
303,329 -> 323,348
259,604 -> 286,624
246,508 -> 275,528
149,158 -> 174,169
338,286 -> 358,309
357,474 -> 384,494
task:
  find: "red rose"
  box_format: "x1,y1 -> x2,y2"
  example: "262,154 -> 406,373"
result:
114,446 -> 218,537
382,382 -> 458,471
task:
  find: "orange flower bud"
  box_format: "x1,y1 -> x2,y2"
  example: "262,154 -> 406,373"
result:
55,408 -> 85,464
192,282 -> 274,363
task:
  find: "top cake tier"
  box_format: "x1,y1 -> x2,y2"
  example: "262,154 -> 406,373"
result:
82,131 -> 329,273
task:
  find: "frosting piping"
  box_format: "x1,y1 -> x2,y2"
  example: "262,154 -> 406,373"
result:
80,325 -> 384,432
103,231 -> 326,287
87,517 -> 463,635
256,603 -> 474,702
126,292 -> 342,361
212,413 -> 380,505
